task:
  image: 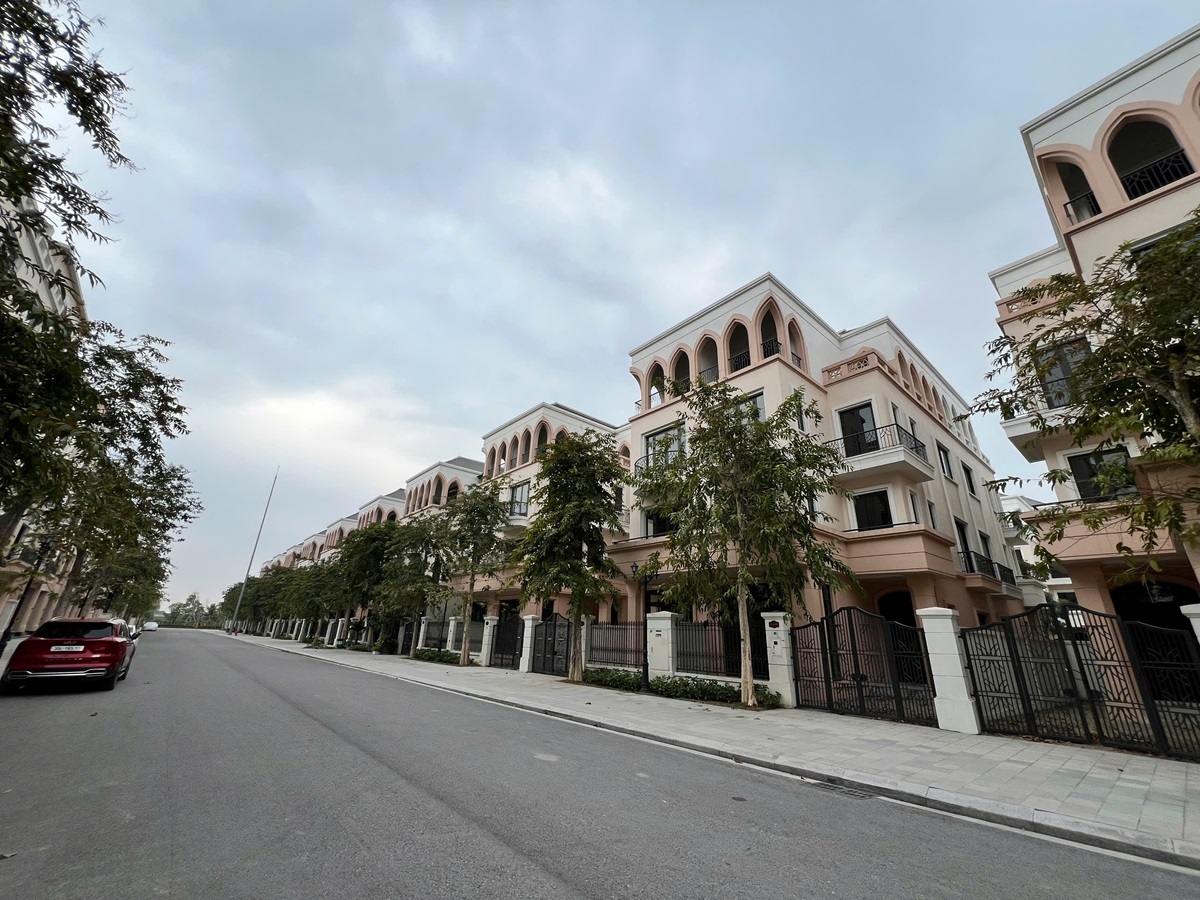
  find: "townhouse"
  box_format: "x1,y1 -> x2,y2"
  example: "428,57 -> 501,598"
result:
988,23 -> 1200,630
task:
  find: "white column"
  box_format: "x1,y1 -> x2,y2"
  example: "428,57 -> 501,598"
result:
1182,604 -> 1200,645
518,615 -> 539,673
760,611 -> 798,708
417,616 -> 429,650
580,614 -> 595,669
335,618 -> 348,644
447,616 -> 462,653
646,611 -> 679,680
480,616 -> 499,667
915,606 -> 981,735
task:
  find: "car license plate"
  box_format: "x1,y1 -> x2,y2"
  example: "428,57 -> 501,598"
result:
50,645 -> 84,652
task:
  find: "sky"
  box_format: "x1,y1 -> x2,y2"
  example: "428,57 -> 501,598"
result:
64,0 -> 1200,607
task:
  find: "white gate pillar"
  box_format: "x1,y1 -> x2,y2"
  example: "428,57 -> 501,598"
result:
518,615 -> 539,673
915,606 -> 981,735
447,616 -> 462,653
580,614 -> 595,669
761,611 -> 798,708
417,616 -> 429,650
480,616 -> 499,667
1182,604 -> 1200,645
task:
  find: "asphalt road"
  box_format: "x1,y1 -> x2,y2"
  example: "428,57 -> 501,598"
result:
0,631 -> 1196,900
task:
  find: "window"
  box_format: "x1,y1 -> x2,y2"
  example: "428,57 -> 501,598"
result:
891,403 -> 902,425
927,501 -> 937,529
838,403 -> 878,457
961,463 -> 976,495
1037,340 -> 1089,409
979,532 -> 992,560
509,481 -> 530,516
643,425 -> 684,466
741,392 -> 766,422
797,407 -> 807,432
646,510 -> 676,537
909,492 -> 920,524
1056,591 -> 1079,605
977,612 -> 990,626
936,443 -> 953,478
909,417 -> 918,441
852,490 -> 893,531
954,519 -> 971,553
1067,448 -> 1134,501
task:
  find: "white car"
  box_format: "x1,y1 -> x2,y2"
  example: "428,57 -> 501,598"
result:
141,621 -> 159,632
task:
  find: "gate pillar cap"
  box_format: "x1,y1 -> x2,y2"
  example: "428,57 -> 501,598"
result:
484,615 -> 500,624
521,614 -> 539,622
761,611 -> 791,623
915,607 -> 957,618
1181,604 -> 1200,619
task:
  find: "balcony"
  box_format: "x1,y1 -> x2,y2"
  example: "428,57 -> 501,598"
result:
697,364 -> 718,384
729,350 -> 751,373
761,338 -> 781,359
824,423 -> 934,484
633,449 -> 680,474
1063,191 -> 1100,225
1000,377 -> 1076,462
508,500 -> 529,517
959,551 -> 1017,588
1119,149 -> 1194,200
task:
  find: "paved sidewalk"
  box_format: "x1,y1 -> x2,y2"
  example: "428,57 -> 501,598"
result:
227,632 -> 1200,869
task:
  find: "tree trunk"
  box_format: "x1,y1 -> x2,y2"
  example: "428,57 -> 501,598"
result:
0,499 -> 30,554
459,573 -> 475,666
407,618 -> 419,657
568,607 -> 584,683
734,496 -> 757,707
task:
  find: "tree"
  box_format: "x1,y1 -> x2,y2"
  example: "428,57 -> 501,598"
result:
443,481 -> 511,666
378,516 -> 448,655
632,379 -> 855,706
972,209 -> 1200,579
511,430 -> 626,682
1,0 -> 135,540
336,522 -> 397,643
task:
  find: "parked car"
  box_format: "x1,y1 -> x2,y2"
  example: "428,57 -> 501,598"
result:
141,621 -> 159,632
0,618 -> 137,693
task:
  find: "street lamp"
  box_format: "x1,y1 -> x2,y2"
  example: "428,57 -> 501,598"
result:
630,562 -> 654,691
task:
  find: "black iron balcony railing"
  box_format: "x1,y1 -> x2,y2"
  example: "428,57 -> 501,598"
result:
1119,148 -> 1195,200
994,563 -> 1017,586
761,338 -> 781,358
729,350 -> 751,372
649,390 -> 664,408
509,500 -> 529,516
697,364 -> 719,384
633,449 -> 680,474
1042,376 -> 1080,410
1063,191 -> 1101,225
960,550 -> 999,581
791,351 -> 803,368
633,400 -> 642,413
823,423 -> 928,462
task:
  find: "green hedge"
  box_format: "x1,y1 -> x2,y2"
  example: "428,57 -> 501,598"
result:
412,648 -> 464,665
649,675 -> 782,709
581,668 -> 782,708
582,667 -> 642,692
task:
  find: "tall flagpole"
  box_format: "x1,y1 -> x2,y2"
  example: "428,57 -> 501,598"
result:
229,467 -> 279,632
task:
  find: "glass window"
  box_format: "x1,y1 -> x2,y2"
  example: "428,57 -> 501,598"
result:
643,426 -> 683,462
979,532 -> 992,559
839,403 -> 878,457
509,481 -> 530,515
1067,448 -> 1134,501
1037,340 -> 1089,409
927,501 -> 937,529
961,463 -> 976,495
936,443 -> 953,478
34,622 -> 113,639
852,490 -> 893,531
909,492 -> 920,524
741,392 -> 766,422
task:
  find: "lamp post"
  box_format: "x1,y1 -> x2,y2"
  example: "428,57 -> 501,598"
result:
630,562 -> 654,691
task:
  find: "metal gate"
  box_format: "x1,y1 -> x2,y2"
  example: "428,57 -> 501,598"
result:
532,613 -> 572,676
492,616 -> 523,670
791,606 -> 937,727
961,604 -> 1200,760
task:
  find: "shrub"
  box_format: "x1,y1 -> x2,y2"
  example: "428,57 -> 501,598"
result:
413,648 -> 462,665
305,637 -> 326,649
375,638 -> 399,655
345,641 -> 370,652
583,667 -> 643,692
648,675 -> 782,709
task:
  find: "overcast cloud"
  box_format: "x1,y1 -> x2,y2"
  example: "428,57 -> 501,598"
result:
67,0 -> 1200,606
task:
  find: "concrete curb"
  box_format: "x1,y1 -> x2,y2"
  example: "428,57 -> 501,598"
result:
231,634 -> 1200,871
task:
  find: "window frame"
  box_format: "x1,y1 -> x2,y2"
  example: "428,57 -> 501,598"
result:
936,443 -> 954,479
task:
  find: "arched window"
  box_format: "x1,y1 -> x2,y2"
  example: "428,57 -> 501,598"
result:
536,423 -> 549,453
921,376 -> 932,408
760,311 -> 780,358
647,362 -> 665,408
386,510 -> 397,522
909,363 -> 919,393
433,476 -> 444,505
555,428 -> 569,442
446,481 -> 460,502
620,444 -> 631,464
374,507 -> 383,523
787,322 -> 805,370
671,351 -> 690,388
1108,120 -> 1194,200
696,337 -> 719,383
520,429 -> 532,464
728,323 -> 750,372
485,447 -> 496,479
508,436 -> 519,470
897,350 -> 910,386
498,441 -> 508,474
336,528 -> 344,546
1055,161 -> 1100,224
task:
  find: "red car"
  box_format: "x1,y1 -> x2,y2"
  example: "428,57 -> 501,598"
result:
1,618 -> 137,693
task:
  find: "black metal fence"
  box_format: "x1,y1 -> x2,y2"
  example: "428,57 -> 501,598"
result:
823,423 -> 927,462
675,620 -> 768,681
588,622 -> 644,669
792,606 -> 937,727
423,619 -> 448,651
962,603 -> 1200,761
532,614 -> 572,676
